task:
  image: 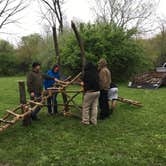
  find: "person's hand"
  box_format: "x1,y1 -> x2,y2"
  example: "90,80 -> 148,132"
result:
30,92 -> 35,97
80,82 -> 84,86
54,78 -> 58,82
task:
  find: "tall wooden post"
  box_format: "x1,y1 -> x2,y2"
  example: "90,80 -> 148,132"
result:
18,81 -> 31,126
71,21 -> 86,74
52,26 -> 60,66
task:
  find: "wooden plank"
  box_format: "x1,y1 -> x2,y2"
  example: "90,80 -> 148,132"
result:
18,81 -> 26,105
28,100 -> 44,106
6,110 -> 20,117
71,21 -> 86,74
0,119 -> 14,124
117,97 -> 143,107
18,81 -> 32,126
0,106 -> 21,122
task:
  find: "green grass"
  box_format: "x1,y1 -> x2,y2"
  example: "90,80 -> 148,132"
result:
0,76 -> 166,166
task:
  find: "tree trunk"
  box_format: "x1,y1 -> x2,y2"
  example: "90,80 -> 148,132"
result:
52,26 -> 60,66
71,21 -> 86,74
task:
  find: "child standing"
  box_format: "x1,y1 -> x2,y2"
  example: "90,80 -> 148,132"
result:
108,83 -> 118,114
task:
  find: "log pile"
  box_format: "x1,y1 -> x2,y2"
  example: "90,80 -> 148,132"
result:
129,71 -> 166,89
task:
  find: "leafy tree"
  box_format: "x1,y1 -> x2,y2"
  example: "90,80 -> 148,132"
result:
59,23 -> 153,81
0,39 -> 18,75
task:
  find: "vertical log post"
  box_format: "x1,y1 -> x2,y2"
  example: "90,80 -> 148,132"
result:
62,90 -> 69,113
18,81 -> 31,126
52,25 -> 60,66
71,21 -> 86,74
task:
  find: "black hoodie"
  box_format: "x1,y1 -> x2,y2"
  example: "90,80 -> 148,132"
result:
82,62 -> 100,92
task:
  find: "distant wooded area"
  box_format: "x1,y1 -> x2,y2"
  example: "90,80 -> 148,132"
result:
0,0 -> 165,81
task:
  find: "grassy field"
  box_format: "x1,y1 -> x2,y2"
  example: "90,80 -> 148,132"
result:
0,76 -> 165,166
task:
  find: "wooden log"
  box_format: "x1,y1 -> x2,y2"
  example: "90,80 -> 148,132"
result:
0,119 -> 14,124
0,106 -> 21,122
62,90 -> 69,112
6,110 -> 20,117
65,93 -> 82,111
117,97 -> 143,107
18,81 -> 31,126
57,104 -> 79,107
64,76 -> 72,81
71,21 -> 86,74
52,26 -> 60,65
47,89 -> 83,94
28,100 -> 44,106
69,73 -> 82,84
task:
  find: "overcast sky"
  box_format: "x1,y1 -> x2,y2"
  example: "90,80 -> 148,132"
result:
0,0 -> 166,45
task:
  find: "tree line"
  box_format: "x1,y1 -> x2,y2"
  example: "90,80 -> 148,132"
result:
0,0 -> 165,81
0,21 -> 166,81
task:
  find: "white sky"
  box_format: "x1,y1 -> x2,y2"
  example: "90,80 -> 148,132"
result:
0,0 -> 166,45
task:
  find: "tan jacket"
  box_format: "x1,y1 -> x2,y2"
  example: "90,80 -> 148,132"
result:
99,67 -> 111,90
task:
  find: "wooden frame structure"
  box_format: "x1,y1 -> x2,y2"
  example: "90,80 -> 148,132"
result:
0,72 -> 143,133
0,21 -> 143,133
0,73 -> 83,133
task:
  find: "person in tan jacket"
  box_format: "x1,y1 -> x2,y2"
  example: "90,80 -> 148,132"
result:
98,58 -> 111,119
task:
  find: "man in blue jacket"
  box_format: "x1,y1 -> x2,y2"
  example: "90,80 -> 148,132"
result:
44,64 -> 62,115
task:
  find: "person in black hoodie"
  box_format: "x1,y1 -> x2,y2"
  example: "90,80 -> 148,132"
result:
81,62 -> 100,125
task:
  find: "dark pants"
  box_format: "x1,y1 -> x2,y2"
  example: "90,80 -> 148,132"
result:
47,93 -> 58,114
99,90 -> 110,119
31,93 -> 41,118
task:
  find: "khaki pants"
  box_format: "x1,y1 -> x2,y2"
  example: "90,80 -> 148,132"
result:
82,91 -> 100,125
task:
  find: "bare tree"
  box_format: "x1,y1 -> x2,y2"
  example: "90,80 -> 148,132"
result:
0,0 -> 27,30
92,0 -> 159,31
39,0 -> 65,65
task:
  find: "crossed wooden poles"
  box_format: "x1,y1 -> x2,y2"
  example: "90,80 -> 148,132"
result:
0,73 -> 83,133
0,72 -> 143,133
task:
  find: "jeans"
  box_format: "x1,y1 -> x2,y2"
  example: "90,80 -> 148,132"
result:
47,93 -> 58,114
31,93 -> 41,118
99,90 -> 110,119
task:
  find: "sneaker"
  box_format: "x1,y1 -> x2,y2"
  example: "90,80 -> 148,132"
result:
48,112 -> 53,116
90,122 -> 97,125
81,121 -> 90,125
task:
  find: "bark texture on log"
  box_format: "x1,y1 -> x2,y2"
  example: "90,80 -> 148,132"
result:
52,26 -> 60,66
18,81 -> 31,126
71,21 -> 86,74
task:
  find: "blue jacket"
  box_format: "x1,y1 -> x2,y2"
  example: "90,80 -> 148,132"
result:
44,70 -> 60,89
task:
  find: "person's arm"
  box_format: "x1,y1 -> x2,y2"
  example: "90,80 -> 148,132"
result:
42,73 -> 54,80
27,73 -> 35,97
43,73 -> 69,85
54,78 -> 69,85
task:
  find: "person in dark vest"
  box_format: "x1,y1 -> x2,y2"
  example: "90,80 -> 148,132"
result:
27,62 -> 57,121
98,58 -> 111,120
81,62 -> 100,125
44,64 -> 66,115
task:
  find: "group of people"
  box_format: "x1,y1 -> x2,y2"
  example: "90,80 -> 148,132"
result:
26,58 -> 118,125
27,62 -> 67,120
81,58 -> 118,125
